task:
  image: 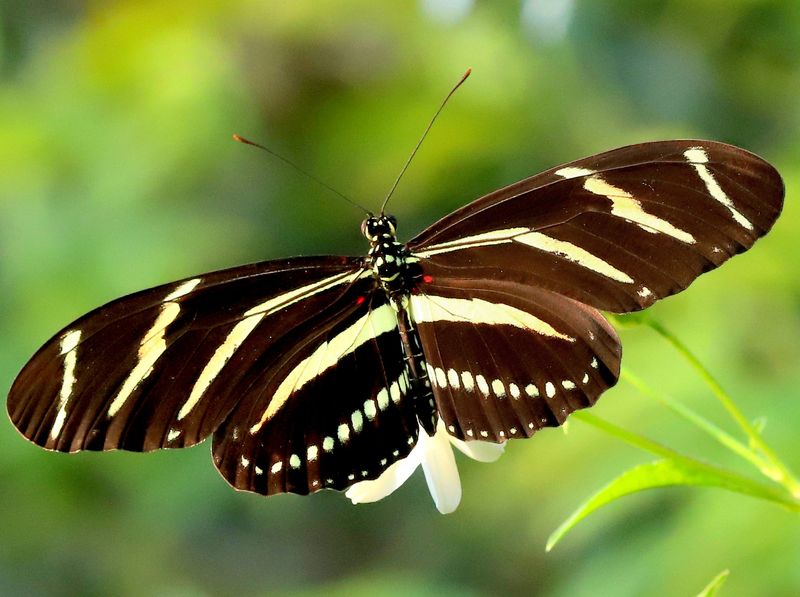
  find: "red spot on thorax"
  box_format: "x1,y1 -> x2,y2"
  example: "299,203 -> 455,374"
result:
356,296 -> 366,306
422,275 -> 434,284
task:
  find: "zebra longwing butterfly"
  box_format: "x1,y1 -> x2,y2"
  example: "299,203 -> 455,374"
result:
7,139 -> 783,504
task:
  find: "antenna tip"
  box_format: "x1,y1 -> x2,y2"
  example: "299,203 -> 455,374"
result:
232,134 -> 246,143
464,67 -> 472,77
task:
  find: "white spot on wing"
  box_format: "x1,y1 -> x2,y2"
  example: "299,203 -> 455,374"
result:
377,388 -> 390,411
491,379 -> 506,398
351,410 -> 364,433
307,445 -> 319,461
447,369 -> 460,389
435,367 -> 447,388
167,428 -> 181,442
476,375 -> 489,396
509,383 -> 520,399
525,383 -> 539,398
338,423 -> 350,443
323,436 -> 334,452
289,454 -> 301,469
271,461 -> 282,473
364,399 -> 377,420
545,382 -> 556,398
461,371 -> 474,392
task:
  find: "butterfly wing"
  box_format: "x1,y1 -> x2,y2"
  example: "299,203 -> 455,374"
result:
8,256 -> 380,454
408,140 -> 784,313
409,274 -> 620,442
212,292 -> 420,496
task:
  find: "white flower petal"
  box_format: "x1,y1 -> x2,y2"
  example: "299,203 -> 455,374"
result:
420,421 -> 462,514
449,435 -> 506,463
345,445 -> 422,504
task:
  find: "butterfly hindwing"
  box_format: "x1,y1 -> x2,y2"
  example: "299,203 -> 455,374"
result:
409,269 -> 621,442
7,256 -> 374,453
212,294 -> 420,496
409,140 -> 784,313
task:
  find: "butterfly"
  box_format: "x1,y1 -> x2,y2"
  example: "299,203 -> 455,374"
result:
7,130 -> 784,505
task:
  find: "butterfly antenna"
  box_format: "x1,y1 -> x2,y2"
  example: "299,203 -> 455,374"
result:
380,68 -> 472,215
232,134 -> 371,216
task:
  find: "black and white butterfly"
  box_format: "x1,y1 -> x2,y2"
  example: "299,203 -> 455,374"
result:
7,139 -> 783,501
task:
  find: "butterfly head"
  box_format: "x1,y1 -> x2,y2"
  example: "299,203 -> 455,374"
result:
361,214 -> 397,242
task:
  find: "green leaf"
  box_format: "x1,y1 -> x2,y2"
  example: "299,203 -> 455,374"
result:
546,458 -> 800,552
696,569 -> 730,597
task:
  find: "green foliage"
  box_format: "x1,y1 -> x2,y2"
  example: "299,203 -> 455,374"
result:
1,2 -> 799,596
548,319 -> 800,564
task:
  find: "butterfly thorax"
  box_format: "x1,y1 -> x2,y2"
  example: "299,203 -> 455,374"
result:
362,214 -> 415,299
362,214 -> 438,435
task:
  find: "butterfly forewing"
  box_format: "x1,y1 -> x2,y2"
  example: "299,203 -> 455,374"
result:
8,256 -> 371,453
409,140 -> 784,313
212,294 -> 419,495
410,272 -> 621,442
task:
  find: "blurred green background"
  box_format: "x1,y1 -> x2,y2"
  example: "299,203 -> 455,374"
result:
1,1 -> 798,595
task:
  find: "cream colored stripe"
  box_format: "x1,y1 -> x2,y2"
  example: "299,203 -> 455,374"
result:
584,175 -> 696,244
178,313 -> 264,421
555,166 -> 596,179
163,278 -> 201,302
684,147 -> 753,231
107,303 -> 182,417
410,294 -> 574,342
515,231 -> 633,283
249,303 -> 399,433
245,270 -> 363,317
51,330 -> 82,439
415,228 -> 528,258
177,268 -> 364,422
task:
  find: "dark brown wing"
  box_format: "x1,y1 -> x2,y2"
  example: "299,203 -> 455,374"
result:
408,140 -> 783,313
409,272 -> 621,443
212,293 -> 420,496
7,256 -> 375,453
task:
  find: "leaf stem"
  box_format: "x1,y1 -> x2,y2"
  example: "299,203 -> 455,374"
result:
620,368 -> 774,477
643,319 -> 800,497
